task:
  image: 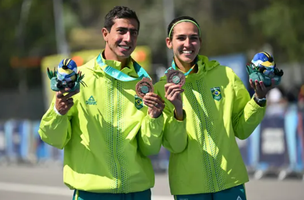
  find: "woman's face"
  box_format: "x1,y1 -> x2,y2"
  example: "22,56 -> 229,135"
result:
166,22 -> 201,66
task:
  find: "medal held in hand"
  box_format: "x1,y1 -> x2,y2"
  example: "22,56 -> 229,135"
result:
136,77 -> 154,99
166,68 -> 185,86
47,58 -> 86,92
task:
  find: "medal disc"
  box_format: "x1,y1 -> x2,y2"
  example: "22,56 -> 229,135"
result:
166,69 -> 185,86
136,77 -> 154,99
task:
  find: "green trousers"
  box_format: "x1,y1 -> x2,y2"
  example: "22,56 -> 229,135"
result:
72,189 -> 151,200
174,184 -> 247,200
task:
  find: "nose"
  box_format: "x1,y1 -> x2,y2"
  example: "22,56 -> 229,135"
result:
184,37 -> 191,47
123,31 -> 131,43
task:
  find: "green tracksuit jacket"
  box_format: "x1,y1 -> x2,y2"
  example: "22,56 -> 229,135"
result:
38,54 -> 185,193
154,55 -> 266,195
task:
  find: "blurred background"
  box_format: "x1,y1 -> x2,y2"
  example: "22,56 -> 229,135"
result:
0,0 -> 304,200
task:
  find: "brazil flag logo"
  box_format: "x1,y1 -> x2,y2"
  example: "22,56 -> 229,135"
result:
211,87 -> 222,101
135,95 -> 143,109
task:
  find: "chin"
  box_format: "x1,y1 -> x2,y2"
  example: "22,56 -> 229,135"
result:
117,52 -> 131,58
182,57 -> 194,63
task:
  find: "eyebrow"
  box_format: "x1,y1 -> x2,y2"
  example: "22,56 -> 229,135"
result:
116,27 -> 138,31
175,34 -> 199,37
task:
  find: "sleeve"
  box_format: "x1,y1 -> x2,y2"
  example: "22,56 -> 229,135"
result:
138,114 -> 164,156
155,82 -> 187,153
38,96 -> 74,149
162,105 -> 187,153
232,73 -> 266,140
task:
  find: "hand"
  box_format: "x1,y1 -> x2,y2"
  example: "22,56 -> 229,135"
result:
165,83 -> 184,120
143,93 -> 165,118
55,88 -> 79,115
249,79 -> 275,99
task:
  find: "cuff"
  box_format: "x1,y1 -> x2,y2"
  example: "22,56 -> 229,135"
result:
249,96 -> 267,109
53,105 -> 62,116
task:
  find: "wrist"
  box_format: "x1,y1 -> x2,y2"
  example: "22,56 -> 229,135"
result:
254,94 -> 267,107
174,108 -> 184,121
54,105 -> 63,116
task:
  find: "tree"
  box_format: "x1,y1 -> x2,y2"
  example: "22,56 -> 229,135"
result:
250,0 -> 304,62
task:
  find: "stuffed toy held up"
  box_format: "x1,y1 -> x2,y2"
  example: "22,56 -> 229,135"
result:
47,58 -> 86,92
246,52 -> 283,87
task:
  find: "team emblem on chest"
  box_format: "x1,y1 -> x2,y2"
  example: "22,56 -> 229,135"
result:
211,87 -> 222,101
135,95 -> 143,109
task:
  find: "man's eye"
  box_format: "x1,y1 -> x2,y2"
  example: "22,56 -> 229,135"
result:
190,36 -> 199,40
131,30 -> 138,36
177,37 -> 185,41
118,29 -> 126,34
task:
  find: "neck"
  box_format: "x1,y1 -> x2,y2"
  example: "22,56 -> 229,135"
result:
103,49 -> 128,69
174,58 -> 197,74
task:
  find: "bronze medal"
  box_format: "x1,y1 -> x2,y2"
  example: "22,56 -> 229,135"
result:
136,77 -> 154,99
166,68 -> 185,86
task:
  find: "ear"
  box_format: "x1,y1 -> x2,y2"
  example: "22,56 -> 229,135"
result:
166,37 -> 172,49
101,28 -> 109,41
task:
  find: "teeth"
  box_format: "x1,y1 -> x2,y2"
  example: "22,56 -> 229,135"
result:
119,45 -> 130,50
183,51 -> 192,54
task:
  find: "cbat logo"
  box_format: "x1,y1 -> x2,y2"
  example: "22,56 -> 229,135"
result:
86,96 -> 97,105
135,95 -> 143,109
211,87 -> 222,101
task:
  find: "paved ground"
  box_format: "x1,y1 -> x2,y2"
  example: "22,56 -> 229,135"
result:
0,165 -> 303,200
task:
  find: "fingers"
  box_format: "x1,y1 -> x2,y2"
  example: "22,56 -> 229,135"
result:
143,93 -> 165,110
166,88 -> 184,101
55,89 -> 79,115
255,80 -> 264,91
57,89 -> 79,99
165,83 -> 184,101
250,79 -> 273,99
249,79 -> 255,90
165,83 -> 182,93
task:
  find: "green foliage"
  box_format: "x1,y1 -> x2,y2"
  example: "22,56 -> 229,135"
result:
250,0 -> 304,61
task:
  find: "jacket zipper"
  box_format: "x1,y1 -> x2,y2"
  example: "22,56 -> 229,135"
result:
112,78 -> 121,193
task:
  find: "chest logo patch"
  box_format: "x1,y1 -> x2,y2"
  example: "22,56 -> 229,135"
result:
211,87 -> 222,101
135,95 -> 143,110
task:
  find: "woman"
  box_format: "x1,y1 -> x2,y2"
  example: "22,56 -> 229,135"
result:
154,16 -> 276,200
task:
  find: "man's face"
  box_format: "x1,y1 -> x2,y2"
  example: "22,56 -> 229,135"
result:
166,22 -> 201,65
102,18 -> 139,60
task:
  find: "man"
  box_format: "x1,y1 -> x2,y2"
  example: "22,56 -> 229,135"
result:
39,6 -> 184,200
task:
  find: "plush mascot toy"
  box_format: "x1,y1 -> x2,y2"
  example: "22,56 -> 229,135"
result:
47,58 -> 86,92
246,52 -> 283,87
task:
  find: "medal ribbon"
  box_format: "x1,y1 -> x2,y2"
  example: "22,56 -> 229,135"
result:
170,57 -> 198,76
96,54 -> 150,81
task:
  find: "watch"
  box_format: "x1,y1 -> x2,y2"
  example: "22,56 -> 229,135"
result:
254,95 -> 267,106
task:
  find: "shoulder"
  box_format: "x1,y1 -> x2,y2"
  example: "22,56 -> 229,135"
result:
154,75 -> 167,89
209,64 -> 238,78
153,77 -> 167,96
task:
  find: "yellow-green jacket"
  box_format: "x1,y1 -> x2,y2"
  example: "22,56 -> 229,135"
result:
39,54 -> 184,193
154,55 -> 266,195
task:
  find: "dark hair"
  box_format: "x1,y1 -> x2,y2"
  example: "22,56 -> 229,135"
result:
104,6 -> 140,32
167,16 -> 200,40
